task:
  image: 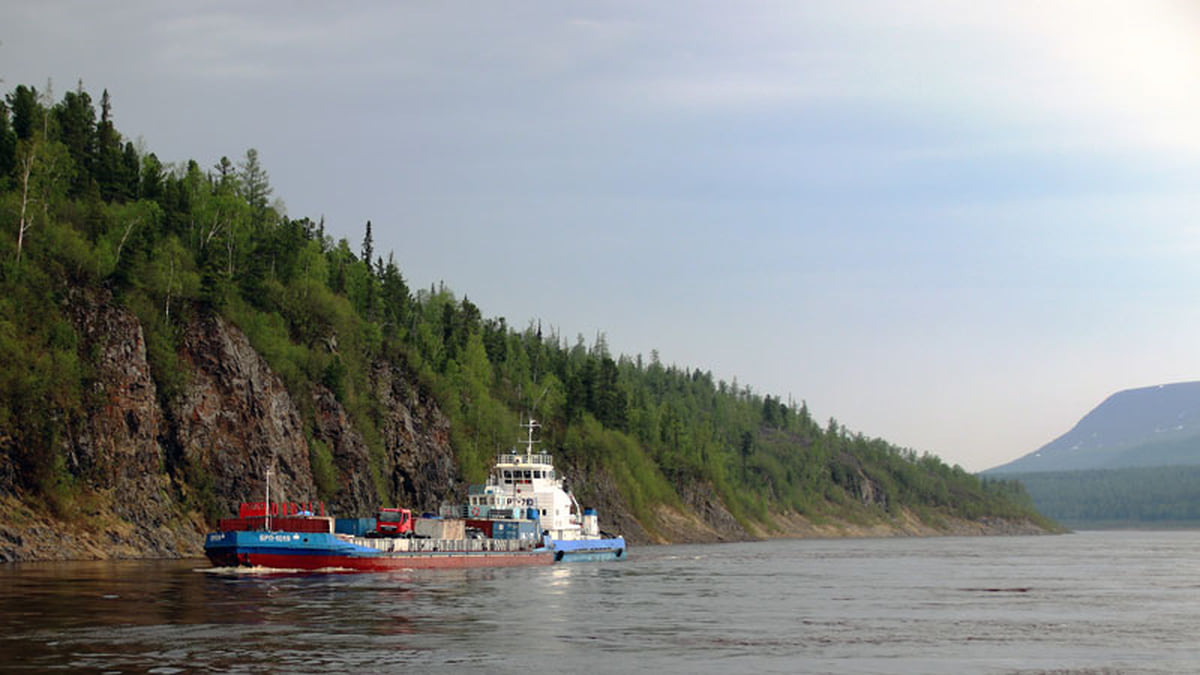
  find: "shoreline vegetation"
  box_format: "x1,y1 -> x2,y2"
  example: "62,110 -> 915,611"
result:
0,83 -> 1054,563
1000,465 -> 1200,529
0,490 -> 1053,563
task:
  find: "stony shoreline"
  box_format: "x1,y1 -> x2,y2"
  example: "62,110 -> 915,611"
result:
0,491 -> 1054,564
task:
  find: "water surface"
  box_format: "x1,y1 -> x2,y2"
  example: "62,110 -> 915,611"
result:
1,530 -> 1197,673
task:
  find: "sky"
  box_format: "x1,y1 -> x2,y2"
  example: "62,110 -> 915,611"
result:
5,1 -> 1200,471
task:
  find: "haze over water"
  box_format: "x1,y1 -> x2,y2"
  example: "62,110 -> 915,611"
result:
1,531 -> 1196,673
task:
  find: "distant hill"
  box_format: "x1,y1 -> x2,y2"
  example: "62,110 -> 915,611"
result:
989,382 -> 1200,473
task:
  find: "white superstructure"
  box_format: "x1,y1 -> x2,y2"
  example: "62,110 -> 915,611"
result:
466,419 -> 600,541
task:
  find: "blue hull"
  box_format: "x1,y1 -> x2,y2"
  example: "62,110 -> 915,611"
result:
550,537 -> 626,562
204,531 -> 553,570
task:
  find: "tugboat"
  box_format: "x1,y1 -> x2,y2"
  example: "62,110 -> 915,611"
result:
459,419 -> 627,562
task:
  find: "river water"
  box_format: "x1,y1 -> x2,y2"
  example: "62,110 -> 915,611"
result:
1,530 -> 1197,673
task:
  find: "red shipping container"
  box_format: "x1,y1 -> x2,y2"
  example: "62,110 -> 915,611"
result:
466,519 -> 493,537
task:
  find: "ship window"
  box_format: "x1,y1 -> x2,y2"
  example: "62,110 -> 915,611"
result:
534,470 -> 542,479
523,470 -> 532,481
541,509 -> 547,516
503,470 -> 513,484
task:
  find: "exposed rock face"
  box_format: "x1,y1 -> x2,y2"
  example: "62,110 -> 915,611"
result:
557,457 -> 652,544
64,289 -> 171,526
0,300 -> 474,561
0,293 -> 1052,563
310,384 -> 378,516
372,361 -> 459,513
172,313 -> 316,513
832,453 -> 888,509
674,479 -> 745,541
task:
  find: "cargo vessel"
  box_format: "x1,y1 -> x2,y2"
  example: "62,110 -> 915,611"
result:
204,418 -> 625,571
203,528 -> 552,571
454,419 -> 627,562
204,490 -> 553,571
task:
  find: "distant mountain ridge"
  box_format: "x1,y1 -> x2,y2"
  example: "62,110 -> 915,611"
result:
989,381 -> 1200,473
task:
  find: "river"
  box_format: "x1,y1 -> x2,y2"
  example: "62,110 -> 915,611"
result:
1,530 -> 1197,673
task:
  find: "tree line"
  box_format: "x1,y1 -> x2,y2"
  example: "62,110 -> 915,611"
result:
1004,466 -> 1200,526
0,82 -> 1048,531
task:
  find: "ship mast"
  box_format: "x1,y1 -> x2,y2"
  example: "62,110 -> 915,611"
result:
523,417 -> 540,455
265,466 -> 273,531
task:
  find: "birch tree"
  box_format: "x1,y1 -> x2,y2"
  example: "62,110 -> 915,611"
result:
12,134 -> 70,265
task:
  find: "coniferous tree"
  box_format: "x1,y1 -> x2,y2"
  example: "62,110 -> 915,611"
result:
213,156 -> 236,190
380,253 -> 409,337
7,85 -> 40,140
361,220 -> 373,264
360,221 -> 376,320
238,148 -> 271,227
0,81 -> 1048,532
139,153 -> 164,202
95,89 -> 124,201
0,101 -> 16,183
119,142 -> 139,200
54,84 -> 96,195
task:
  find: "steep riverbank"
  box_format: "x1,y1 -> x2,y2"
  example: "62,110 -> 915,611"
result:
0,293 -> 1056,563
0,491 -> 1051,563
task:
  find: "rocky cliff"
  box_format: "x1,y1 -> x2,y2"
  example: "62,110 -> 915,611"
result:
0,293 -> 1048,562
0,294 -> 461,562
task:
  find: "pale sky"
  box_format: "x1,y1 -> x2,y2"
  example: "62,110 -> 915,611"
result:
6,1 -> 1200,471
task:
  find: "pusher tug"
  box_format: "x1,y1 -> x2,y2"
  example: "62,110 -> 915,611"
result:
457,419 -> 627,562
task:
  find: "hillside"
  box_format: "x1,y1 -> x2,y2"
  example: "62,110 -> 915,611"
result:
0,84 -> 1052,561
989,382 -> 1200,473
1002,466 -> 1200,528
987,382 -> 1200,527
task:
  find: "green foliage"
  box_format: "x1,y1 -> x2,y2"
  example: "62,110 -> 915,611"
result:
563,415 -> 677,530
0,81 -> 1046,533
1005,466 -> 1200,527
308,437 -> 338,499
0,266 -> 83,494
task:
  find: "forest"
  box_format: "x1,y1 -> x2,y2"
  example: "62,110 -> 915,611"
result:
0,81 -> 1050,536
1007,466 -> 1200,527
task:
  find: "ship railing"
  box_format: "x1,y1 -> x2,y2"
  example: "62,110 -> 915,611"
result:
495,453 -> 554,466
354,536 -> 542,553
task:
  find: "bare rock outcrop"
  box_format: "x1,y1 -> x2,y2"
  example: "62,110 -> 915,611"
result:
372,361 -> 459,512
673,479 -> 746,541
172,313 -> 316,513
556,456 -> 652,544
310,384 -> 379,516
0,293 -> 1053,563
64,289 -> 171,526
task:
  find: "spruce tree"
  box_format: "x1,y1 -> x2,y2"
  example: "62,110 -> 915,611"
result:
361,220 -> 374,264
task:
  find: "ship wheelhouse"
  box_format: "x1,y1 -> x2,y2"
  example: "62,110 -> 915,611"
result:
466,420 -> 591,540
